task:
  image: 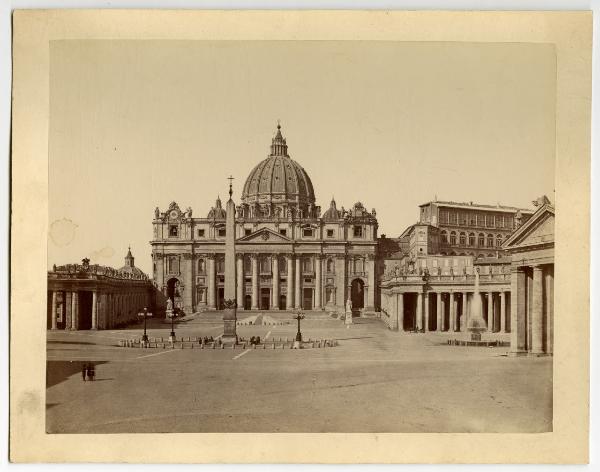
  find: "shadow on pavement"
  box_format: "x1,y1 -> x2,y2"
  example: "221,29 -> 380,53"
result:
46,360 -> 108,388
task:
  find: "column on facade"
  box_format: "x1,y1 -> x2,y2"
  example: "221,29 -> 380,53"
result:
416,292 -> 423,331
546,267 -> 554,355
64,292 -> 72,330
424,292 -> 430,331
272,254 -> 280,310
436,292 -> 442,332
207,255 -> 216,310
335,255 -> 346,310
185,255 -> 194,313
286,255 -> 294,310
51,291 -> 58,330
449,292 -> 456,332
487,291 -> 494,332
366,255 -> 375,311
91,290 -> 98,330
531,265 -> 544,354
398,293 -> 404,332
294,255 -> 301,309
315,255 -> 322,310
251,254 -> 259,310
500,291 -> 506,333
510,267 -> 527,354
71,291 -> 79,330
236,254 -> 244,309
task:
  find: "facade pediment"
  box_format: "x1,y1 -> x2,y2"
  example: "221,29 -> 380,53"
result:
236,228 -> 292,243
503,204 -> 554,250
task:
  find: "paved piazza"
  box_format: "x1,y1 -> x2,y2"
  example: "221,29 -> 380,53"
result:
46,314 -> 552,433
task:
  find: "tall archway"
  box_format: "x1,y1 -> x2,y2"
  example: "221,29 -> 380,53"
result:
350,278 -> 365,311
166,278 -> 182,312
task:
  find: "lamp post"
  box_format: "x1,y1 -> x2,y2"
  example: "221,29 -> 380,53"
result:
167,309 -> 177,343
137,307 -> 152,346
293,311 -> 305,348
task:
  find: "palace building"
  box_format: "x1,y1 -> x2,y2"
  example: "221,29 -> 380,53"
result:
151,124 -> 379,315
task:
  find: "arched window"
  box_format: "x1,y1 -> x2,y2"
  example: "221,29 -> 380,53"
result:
468,233 -> 475,246
449,231 -> 457,245
496,234 -> 503,247
197,258 -> 205,273
478,233 -> 485,247
459,232 -> 466,246
487,234 -> 494,247
441,230 -> 448,244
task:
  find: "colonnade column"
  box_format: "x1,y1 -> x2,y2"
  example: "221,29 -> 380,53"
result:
449,292 -> 455,332
71,291 -> 79,330
398,293 -> 404,332
510,267 -> 527,354
487,291 -> 494,332
424,292 -> 430,331
436,292 -> 442,331
461,291 -> 468,332
251,255 -> 259,310
91,290 -> 98,330
51,291 -> 58,330
315,255 -> 322,310
416,292 -> 423,331
531,265 -> 544,354
286,255 -> 294,310
236,255 -> 244,309
294,256 -> 301,309
500,291 -> 506,333
272,255 -> 280,310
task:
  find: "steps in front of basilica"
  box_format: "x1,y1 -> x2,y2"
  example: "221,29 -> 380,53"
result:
187,310 -> 336,323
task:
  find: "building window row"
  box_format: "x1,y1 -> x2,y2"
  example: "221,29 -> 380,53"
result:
438,210 -> 513,229
441,230 -> 503,248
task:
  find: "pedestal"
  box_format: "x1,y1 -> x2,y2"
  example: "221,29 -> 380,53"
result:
345,310 -> 353,325
221,307 -> 238,345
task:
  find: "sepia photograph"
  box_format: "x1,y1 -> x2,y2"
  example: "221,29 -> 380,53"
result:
46,39 -> 556,434
8,9 -> 592,464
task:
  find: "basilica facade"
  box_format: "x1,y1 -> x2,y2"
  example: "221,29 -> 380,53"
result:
151,125 -> 378,315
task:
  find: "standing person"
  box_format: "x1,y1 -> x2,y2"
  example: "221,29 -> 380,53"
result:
88,363 -> 95,382
81,363 -> 87,382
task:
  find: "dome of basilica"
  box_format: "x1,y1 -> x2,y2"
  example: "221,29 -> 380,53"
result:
241,124 -> 316,209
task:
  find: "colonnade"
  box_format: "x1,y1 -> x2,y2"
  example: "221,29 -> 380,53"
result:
49,288 -> 151,330
381,289 -> 511,333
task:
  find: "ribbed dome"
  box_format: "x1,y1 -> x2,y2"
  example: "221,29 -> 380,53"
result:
241,125 -> 315,207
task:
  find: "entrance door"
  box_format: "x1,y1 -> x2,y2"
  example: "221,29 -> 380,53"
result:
351,279 -> 365,312
260,288 -> 270,310
218,288 -> 225,310
303,288 -> 313,309
244,294 -> 252,310
279,295 -> 286,310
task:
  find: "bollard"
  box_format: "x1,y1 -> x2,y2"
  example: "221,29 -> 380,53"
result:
272,343 -> 276,349
221,343 -> 225,349
200,343 -> 204,349
191,343 -> 194,349
263,343 -> 266,349
312,342 -> 315,348
285,337 -> 288,343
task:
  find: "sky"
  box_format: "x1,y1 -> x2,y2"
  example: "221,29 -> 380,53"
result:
48,40 -> 556,275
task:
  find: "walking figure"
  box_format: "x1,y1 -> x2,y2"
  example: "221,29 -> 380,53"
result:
81,363 -> 87,382
87,363 -> 95,382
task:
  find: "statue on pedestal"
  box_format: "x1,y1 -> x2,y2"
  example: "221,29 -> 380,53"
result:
345,297 -> 353,325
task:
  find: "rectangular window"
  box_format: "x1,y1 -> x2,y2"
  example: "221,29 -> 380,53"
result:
279,229 -> 287,236
353,226 -> 363,238
244,228 -> 252,236
197,229 -> 205,237
327,229 -> 334,238
303,228 -> 313,237
169,225 -> 178,237
218,228 -> 226,237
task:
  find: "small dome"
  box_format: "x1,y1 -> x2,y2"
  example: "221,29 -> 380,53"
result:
241,124 -> 315,207
207,196 -> 226,219
323,198 -> 341,221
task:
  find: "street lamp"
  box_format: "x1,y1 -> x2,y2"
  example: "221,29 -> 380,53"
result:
137,307 -> 152,345
293,311 -> 305,346
167,309 -> 177,342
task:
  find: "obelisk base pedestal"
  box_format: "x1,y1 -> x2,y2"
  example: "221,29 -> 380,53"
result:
221,307 -> 238,345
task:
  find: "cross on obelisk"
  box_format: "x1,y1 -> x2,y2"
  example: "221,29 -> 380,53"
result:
222,175 -> 238,344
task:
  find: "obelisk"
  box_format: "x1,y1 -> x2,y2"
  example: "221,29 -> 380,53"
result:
221,176 -> 238,345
